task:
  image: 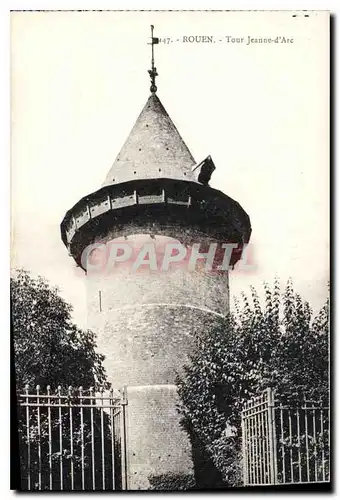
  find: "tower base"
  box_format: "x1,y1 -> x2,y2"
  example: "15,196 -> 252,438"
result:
124,385 -> 195,490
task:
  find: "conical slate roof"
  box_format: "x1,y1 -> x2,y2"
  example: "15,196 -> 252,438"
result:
102,94 -> 197,187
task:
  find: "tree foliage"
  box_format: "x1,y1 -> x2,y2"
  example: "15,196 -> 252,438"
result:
11,269 -> 108,390
177,279 -> 329,486
11,269 -> 114,490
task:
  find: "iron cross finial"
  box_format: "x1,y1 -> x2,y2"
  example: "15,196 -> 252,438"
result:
147,25 -> 159,93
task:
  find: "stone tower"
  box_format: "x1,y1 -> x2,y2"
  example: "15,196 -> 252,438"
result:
61,30 -> 251,490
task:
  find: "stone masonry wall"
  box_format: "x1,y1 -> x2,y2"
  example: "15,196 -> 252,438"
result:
85,234 -> 229,489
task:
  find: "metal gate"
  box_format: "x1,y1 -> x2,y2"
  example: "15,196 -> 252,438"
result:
241,388 -> 330,486
17,385 -> 128,491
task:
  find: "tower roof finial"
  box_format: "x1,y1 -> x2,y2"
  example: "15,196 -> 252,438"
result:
148,25 -> 159,94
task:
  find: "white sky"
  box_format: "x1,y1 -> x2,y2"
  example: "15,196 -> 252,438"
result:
10,10 -> 330,327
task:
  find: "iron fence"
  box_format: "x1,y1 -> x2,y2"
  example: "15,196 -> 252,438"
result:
17,385 -> 128,491
241,388 -> 330,486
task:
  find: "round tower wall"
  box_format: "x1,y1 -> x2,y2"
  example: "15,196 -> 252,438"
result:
85,233 -> 229,489
85,234 -> 229,387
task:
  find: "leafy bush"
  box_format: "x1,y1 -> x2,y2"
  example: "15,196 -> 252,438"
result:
148,473 -> 196,491
177,279 -> 329,486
